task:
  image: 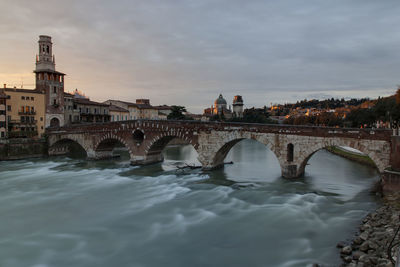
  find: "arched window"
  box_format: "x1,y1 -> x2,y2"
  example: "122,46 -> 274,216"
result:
287,143 -> 294,162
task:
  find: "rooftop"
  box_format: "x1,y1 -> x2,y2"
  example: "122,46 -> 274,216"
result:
74,98 -> 109,107
109,105 -> 129,112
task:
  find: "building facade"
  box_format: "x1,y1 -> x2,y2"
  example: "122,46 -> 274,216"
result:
75,98 -> 110,123
2,87 -> 46,137
0,90 -> 9,138
104,99 -> 160,120
109,105 -> 130,121
63,92 -> 80,125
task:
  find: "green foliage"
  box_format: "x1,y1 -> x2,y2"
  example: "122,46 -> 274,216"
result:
284,112 -> 343,127
167,106 -> 193,120
229,107 -> 276,124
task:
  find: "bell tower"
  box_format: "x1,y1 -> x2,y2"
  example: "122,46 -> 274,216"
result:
36,35 -> 55,71
34,35 -> 65,128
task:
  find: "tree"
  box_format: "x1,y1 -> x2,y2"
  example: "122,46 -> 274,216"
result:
167,106 -> 192,120
396,87 -> 400,105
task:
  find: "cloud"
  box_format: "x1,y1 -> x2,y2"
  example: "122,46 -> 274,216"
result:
0,0 -> 399,112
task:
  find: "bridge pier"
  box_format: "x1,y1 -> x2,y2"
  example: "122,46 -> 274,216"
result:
281,164 -> 304,179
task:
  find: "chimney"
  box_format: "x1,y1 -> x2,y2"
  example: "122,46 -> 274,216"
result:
3,84 -> 6,88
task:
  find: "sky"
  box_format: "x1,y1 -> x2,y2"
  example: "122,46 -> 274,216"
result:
0,0 -> 399,113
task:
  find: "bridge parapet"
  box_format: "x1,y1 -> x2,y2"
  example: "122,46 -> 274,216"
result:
47,120 -> 396,188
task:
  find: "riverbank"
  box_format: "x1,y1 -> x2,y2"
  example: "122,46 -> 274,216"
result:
338,192 -> 400,266
325,146 -> 376,168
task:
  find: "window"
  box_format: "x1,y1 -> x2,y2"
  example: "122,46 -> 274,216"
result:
53,87 -> 57,93
117,115 -> 119,121
41,126 -> 43,130
21,116 -> 25,122
7,105 -> 11,111
40,117 -> 43,121
1,132 -> 4,138
21,96 -> 25,100
7,116 -> 11,121
47,45 -> 49,53
287,144 -> 294,162
86,108 -> 89,114
31,97 -> 34,101
53,99 -> 57,105
94,108 -> 97,114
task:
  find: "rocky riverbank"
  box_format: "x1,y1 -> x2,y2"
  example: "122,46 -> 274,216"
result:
338,192 -> 400,267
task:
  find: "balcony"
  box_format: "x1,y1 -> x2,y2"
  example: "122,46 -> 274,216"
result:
18,111 -> 36,115
8,131 -> 38,138
9,120 -> 38,125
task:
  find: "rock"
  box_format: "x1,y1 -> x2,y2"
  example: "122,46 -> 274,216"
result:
341,246 -> 353,255
353,236 -> 363,245
359,232 -> 369,241
358,254 -> 371,263
343,256 -> 352,263
359,241 -> 370,252
360,224 -> 371,232
352,251 -> 366,260
369,257 -> 378,265
337,241 -> 346,248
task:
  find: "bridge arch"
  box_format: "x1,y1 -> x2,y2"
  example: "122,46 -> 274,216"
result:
297,139 -> 386,176
48,138 -> 88,157
200,132 -> 282,169
143,130 -> 197,164
94,133 -> 134,159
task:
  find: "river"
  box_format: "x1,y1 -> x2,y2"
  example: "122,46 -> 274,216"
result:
0,139 -> 380,267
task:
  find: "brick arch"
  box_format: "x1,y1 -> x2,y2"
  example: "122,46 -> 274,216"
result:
200,131 -> 282,169
144,130 -> 197,158
297,139 -> 387,175
48,137 -> 89,156
94,133 -> 134,158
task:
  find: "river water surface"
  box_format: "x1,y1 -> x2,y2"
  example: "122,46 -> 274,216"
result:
0,140 -> 380,267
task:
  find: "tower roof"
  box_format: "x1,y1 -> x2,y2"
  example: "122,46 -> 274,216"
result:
233,95 -> 243,105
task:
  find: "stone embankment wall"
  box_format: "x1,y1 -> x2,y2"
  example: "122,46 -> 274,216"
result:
0,138 -> 47,160
325,146 -> 377,168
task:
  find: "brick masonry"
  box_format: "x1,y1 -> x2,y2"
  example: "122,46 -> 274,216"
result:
47,120 -> 394,179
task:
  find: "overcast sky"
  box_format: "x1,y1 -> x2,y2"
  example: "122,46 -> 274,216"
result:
0,0 -> 399,113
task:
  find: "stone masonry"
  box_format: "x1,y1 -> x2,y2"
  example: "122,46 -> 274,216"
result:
47,120 -> 395,181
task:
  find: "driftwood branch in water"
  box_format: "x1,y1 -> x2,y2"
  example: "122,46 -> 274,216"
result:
176,161 -> 234,171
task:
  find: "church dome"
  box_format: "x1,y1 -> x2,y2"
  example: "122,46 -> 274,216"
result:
215,94 -> 227,105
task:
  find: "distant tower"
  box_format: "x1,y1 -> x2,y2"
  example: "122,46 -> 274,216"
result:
34,35 -> 65,128
232,95 -> 244,118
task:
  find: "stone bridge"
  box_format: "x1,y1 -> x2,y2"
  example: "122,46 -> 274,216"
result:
47,120 -> 397,179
